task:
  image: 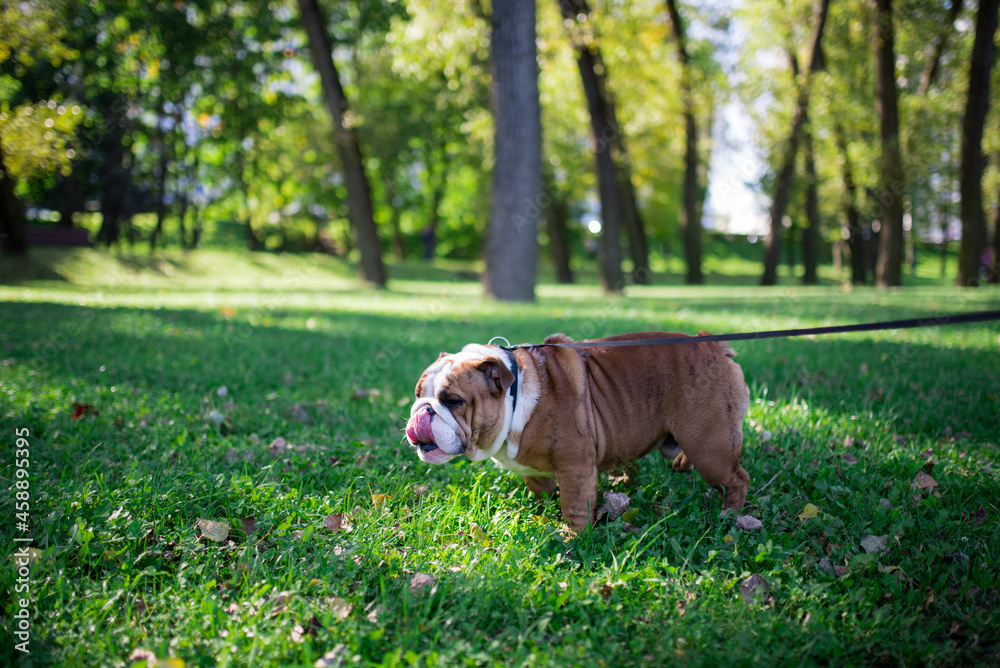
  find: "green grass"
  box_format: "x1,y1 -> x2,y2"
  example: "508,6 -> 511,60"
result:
1,248 -> 999,667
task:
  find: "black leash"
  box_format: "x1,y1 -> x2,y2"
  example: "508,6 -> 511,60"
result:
495,309 -> 1000,350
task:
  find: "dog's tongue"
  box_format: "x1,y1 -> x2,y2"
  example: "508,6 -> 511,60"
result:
407,410 -> 435,445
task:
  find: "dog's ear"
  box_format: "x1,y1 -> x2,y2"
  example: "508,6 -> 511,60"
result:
436,352 -> 450,361
477,356 -> 515,396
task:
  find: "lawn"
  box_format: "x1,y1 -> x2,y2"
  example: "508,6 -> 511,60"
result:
2,248 -> 1000,667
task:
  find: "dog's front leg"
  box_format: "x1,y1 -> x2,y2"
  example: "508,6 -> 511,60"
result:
555,465 -> 599,531
523,476 -> 558,498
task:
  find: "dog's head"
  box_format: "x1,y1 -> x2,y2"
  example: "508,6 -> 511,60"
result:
405,344 -> 516,465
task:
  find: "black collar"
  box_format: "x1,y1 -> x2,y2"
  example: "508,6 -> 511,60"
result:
503,348 -> 519,416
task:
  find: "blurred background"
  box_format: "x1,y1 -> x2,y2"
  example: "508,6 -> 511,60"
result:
1,0 -> 998,293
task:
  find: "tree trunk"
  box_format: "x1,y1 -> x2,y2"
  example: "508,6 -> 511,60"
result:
991,152 -> 1000,283
834,122 -> 866,284
918,0 -> 965,97
802,125 -> 820,284
558,0 -> 627,292
956,0 -> 998,287
544,172 -> 574,284
55,171 -> 83,228
761,0 -> 830,285
0,139 -> 28,255
873,0 -> 907,287
96,92 -> 130,246
298,0 -> 387,288
483,0 -> 542,301
665,0 -> 702,284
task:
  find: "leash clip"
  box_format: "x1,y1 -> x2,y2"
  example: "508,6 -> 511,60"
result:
488,336 -> 512,349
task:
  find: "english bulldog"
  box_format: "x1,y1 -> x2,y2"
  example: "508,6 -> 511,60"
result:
404,332 -> 750,530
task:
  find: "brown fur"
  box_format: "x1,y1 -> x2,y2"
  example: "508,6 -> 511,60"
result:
510,332 -> 750,529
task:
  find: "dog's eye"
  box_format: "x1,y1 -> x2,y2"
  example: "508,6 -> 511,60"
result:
441,396 -> 464,409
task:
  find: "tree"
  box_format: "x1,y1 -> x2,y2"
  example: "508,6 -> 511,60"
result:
483,0 -> 542,301
665,0 -> 703,284
557,0 -> 645,292
957,0 -> 999,287
802,122 -> 820,284
760,0 -> 830,286
872,0 -> 906,288
298,0 -> 387,288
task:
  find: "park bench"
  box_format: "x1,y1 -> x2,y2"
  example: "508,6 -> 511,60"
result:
24,225 -> 92,247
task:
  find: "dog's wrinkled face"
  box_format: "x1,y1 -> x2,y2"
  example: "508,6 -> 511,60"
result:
405,346 -> 514,465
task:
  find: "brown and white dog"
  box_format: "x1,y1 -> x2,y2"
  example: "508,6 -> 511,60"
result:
404,332 -> 750,529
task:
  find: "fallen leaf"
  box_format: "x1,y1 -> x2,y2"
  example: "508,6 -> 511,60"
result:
739,573 -> 774,605
291,624 -> 307,643
355,452 -> 372,467
818,557 -> 835,576
323,513 -> 344,533
365,603 -> 382,623
327,597 -> 353,620
620,508 -> 640,523
922,588 -> 936,611
195,519 -> 230,543
735,515 -> 763,531
860,534 -> 889,554
723,534 -> 735,544
72,403 -> 98,419
411,484 -> 430,498
268,437 -> 293,455
972,505 -> 987,526
797,503 -> 821,520
371,494 -> 391,509
468,523 -> 491,547
842,453 -> 859,465
239,517 -> 257,534
912,471 -> 937,491
264,591 -> 292,617
878,498 -> 891,510
314,644 -> 348,668
409,572 -> 438,595
595,492 -> 631,522
129,648 -> 157,666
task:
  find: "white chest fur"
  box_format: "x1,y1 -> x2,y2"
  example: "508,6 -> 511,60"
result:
491,442 -> 554,478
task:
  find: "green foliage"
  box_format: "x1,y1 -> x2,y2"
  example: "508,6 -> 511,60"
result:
1,250 -> 999,666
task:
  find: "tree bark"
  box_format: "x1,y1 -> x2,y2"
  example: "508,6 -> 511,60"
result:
96,92 -> 130,246
918,0 -> 964,97
956,0 -> 998,287
483,0 -> 542,301
873,0 -> 907,287
544,171 -> 574,284
298,0 -> 387,288
802,124 -> 820,284
665,0 -> 702,284
761,0 -> 830,285
558,0 -> 629,292
834,122 -> 867,284
992,152 -> 1000,283
0,138 -> 28,255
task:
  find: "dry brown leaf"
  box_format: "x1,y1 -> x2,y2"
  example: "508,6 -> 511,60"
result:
129,648 -> 157,666
735,515 -> 763,531
314,644 -> 348,668
323,513 -> 344,533
239,517 -> 257,534
371,494 -> 391,509
411,484 -> 430,498
265,591 -> 292,617
365,603 -> 382,623
912,471 -> 938,491
739,573 -> 774,605
409,572 -> 438,595
268,437 -> 293,455
595,492 -> 631,522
